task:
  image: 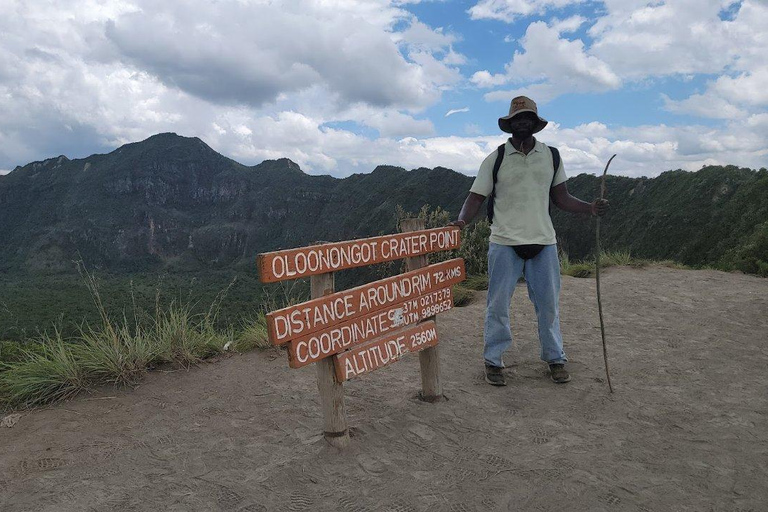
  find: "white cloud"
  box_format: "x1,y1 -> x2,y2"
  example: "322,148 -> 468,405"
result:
395,18 -> 458,50
508,22 -> 620,88
550,15 -> 587,33
475,22 -> 621,102
471,70 -> 509,88
663,91 -> 747,120
104,1 -> 446,109
208,112 -> 767,177
589,0 -> 743,78
338,106 -> 436,137
542,119 -> 768,177
464,123 -> 483,135
468,0 -> 586,23
0,0 -> 463,171
445,107 -> 470,117
1,0 -> 766,181
666,67 -> 768,119
470,1 -> 768,110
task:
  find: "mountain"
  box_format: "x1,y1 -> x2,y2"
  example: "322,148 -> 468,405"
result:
1,133 -> 766,276
0,133 -> 470,273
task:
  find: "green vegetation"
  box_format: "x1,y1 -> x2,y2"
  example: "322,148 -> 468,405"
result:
451,285 -> 475,306
552,166 -> 768,272
2,165 -> 765,408
0,331 -> 86,407
1,134 -> 764,280
234,313 -> 272,352
559,249 -> 694,278
0,270 -> 274,409
463,274 -> 490,291
0,269 -> 303,341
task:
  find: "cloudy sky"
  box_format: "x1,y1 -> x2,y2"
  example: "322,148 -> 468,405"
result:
1,0 -> 766,178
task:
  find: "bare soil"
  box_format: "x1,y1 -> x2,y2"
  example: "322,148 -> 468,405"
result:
1,266 -> 767,511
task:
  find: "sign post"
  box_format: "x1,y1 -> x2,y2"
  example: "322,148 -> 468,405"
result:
257,226 -> 464,448
310,271 -> 350,448
400,219 -> 442,402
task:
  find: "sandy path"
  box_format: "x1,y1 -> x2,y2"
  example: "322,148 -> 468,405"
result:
1,266 -> 767,511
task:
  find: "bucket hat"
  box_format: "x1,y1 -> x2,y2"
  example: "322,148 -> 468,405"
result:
498,96 -> 548,134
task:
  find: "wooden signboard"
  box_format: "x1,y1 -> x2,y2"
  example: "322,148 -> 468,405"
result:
266,258 -> 465,345
334,321 -> 439,382
257,227 -> 461,283
257,223 -> 465,448
287,287 -> 453,368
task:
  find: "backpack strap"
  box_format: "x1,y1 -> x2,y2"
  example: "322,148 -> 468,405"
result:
487,143 -> 561,225
486,143 -> 506,225
549,146 -> 561,186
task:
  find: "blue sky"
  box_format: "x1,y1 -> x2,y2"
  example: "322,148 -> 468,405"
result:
0,0 -> 766,178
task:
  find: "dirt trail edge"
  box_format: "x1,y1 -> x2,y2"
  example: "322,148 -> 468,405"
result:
2,266 -> 767,511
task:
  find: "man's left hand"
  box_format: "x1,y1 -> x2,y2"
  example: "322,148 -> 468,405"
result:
591,199 -> 610,216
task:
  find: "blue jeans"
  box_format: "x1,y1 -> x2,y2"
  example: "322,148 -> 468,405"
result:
483,243 -> 567,367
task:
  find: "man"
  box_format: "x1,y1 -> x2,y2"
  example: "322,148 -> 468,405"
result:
451,96 -> 609,386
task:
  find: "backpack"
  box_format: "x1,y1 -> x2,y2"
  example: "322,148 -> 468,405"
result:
486,143 -> 561,225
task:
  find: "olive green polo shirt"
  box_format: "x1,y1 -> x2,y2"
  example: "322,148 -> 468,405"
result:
470,139 -> 567,246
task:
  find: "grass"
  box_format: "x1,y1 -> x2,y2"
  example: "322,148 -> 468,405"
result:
152,302 -> 232,367
235,313 -> 271,352
452,285 -> 475,307
0,331 -> 87,408
0,249 -> 699,409
463,274 -> 489,291
557,249 -> 691,278
0,268 -> 278,410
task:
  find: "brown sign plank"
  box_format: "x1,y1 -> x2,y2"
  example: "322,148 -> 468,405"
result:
287,287 -> 453,368
334,321 -> 439,382
266,258 -> 465,345
257,227 -> 461,283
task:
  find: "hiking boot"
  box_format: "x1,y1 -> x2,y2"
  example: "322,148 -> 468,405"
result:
549,364 -> 571,384
485,364 -> 506,386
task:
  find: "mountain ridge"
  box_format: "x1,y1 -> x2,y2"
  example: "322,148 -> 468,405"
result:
1,133 -> 766,276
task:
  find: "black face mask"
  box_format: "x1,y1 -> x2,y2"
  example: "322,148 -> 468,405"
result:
508,114 -> 537,139
511,127 -> 534,140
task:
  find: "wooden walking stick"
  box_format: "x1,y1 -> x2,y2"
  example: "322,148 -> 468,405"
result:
595,154 -> 616,393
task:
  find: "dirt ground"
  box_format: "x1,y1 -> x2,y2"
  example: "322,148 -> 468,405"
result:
1,265 -> 767,512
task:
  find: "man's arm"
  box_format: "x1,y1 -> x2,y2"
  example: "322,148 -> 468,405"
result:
449,192 -> 486,228
550,182 -> 609,216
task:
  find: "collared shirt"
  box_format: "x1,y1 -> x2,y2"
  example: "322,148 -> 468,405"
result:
470,138 -> 567,246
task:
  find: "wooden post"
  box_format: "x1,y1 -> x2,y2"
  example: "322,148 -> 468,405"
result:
311,272 -> 351,448
400,218 -> 443,402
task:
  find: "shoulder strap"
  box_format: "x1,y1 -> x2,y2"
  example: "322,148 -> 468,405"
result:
486,143 -> 506,224
549,146 -> 561,186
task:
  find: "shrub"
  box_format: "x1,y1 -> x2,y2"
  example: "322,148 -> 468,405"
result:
724,221 -> 768,277
74,321 -> 154,386
564,263 -> 594,278
600,250 -> 632,267
395,204 -> 490,277
152,302 -> 231,367
452,285 -> 474,307
0,331 -> 86,408
458,219 -> 490,276
234,312 -> 271,352
463,274 -> 489,291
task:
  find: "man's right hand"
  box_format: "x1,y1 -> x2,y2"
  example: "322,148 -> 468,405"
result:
591,199 -> 610,216
448,220 -> 467,228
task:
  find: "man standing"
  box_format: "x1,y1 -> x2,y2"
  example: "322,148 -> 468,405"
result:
451,96 -> 609,386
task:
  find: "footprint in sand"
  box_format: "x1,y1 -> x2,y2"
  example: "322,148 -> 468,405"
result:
216,485 -> 244,508
14,457 -> 68,476
530,427 -> 552,445
288,492 -> 314,511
